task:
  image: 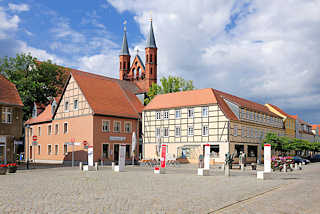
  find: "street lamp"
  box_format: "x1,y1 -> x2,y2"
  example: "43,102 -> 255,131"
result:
26,124 -> 30,169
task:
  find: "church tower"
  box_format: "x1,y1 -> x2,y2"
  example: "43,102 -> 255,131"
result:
145,19 -> 157,88
119,26 -> 130,80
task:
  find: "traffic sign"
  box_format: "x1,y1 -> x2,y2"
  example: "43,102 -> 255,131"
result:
32,135 -> 37,141
32,141 -> 38,146
71,138 -> 75,143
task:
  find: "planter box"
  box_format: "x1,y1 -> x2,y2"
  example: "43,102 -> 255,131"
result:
0,168 -> 7,175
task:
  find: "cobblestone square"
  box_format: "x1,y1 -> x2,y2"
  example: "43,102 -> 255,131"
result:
0,163 -> 319,213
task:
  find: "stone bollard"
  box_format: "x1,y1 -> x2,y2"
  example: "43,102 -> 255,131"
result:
241,164 -> 245,171
299,162 -> 302,170
225,164 -> 230,176
290,164 -> 293,169
95,162 -> 98,171
79,162 -> 83,170
101,160 -> 104,167
221,164 -> 225,171
112,162 -> 115,170
295,163 -> 298,170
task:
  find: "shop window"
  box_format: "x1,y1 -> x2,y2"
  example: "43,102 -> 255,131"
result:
210,145 -> 219,157
248,145 -> 257,157
235,144 -> 244,157
64,144 -> 68,155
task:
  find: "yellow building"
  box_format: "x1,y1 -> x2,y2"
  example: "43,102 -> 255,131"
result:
265,104 -> 296,138
143,89 -> 284,164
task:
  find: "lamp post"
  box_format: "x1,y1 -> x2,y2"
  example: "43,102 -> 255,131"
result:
26,124 -> 30,169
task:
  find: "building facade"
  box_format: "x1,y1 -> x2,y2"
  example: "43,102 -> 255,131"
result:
0,75 -> 24,164
143,88 -> 284,164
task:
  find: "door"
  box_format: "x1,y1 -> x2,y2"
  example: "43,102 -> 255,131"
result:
29,146 -> 33,159
114,144 -> 119,162
0,146 -> 4,163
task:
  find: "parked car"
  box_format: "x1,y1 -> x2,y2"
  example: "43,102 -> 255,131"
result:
310,154 -> 320,162
293,156 -> 310,165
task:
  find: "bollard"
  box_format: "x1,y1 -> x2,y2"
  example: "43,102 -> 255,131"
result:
101,160 -> 104,167
112,162 -> 115,170
221,164 -> 225,171
225,164 -> 230,176
295,163 -> 298,170
79,162 -> 83,170
95,162 -> 98,171
283,164 -> 287,173
299,162 -> 302,170
241,164 -> 245,171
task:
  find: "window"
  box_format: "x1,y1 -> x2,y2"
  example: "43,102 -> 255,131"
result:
1,107 -> 12,124
74,99 -> 78,110
250,112 -> 253,120
55,145 -> 58,155
102,144 -> 109,158
163,111 -> 169,119
55,124 -> 59,135
64,144 -> 68,154
38,126 -> 41,136
246,110 -> 249,119
255,128 -> 258,138
251,128 -> 254,137
202,125 -> 208,136
235,144 -> 244,157
210,145 -> 219,157
150,54 -> 152,63
188,126 -> 194,136
234,125 -> 238,136
156,127 -> 161,137
63,123 -> 68,134
163,127 -> 169,137
38,145 -> 41,155
48,125 -> 52,135
64,101 -> 69,112
242,126 -> 245,137
102,120 -> 110,132
188,108 -> 194,118
248,145 -> 257,157
175,127 -> 181,137
113,121 -> 121,133
254,112 -> 256,121
30,128 -> 33,136
48,145 -> 52,155
125,122 -> 132,133
202,107 -> 208,117
156,111 -> 161,120
247,128 -> 250,138
175,110 -> 181,118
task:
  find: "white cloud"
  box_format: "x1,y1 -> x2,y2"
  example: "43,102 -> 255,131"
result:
0,7 -> 19,38
108,0 -> 320,122
8,3 -> 29,12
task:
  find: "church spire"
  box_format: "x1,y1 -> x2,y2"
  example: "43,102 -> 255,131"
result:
146,18 -> 157,48
120,21 -> 130,56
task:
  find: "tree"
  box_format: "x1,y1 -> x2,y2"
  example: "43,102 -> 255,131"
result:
144,76 -> 195,104
0,53 -> 67,121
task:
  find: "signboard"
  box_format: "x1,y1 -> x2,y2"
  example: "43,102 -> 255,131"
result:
109,136 -> 126,141
32,135 -> 37,141
264,144 -> 271,173
14,141 -> 23,145
160,144 -> 167,168
32,141 -> 38,146
88,146 -> 94,166
204,144 -> 210,170
118,144 -> 126,171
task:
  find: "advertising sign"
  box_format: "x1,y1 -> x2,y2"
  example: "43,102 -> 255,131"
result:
264,144 -> 271,173
88,146 -> 94,166
119,144 -> 126,171
204,144 -> 210,170
160,144 -> 167,168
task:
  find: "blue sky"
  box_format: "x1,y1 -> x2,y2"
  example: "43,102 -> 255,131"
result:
0,0 -> 320,124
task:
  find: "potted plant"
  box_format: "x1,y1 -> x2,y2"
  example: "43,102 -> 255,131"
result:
0,164 -> 7,175
7,163 -> 17,173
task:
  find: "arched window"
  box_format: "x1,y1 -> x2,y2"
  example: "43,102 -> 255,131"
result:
150,54 -> 152,63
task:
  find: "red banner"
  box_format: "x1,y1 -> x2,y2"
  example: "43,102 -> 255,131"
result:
160,144 -> 167,168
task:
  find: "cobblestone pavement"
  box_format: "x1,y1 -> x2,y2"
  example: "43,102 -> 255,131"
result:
0,163 -> 319,213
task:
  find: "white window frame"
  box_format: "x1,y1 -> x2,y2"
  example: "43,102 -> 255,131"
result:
175,126 -> 181,137
202,125 -> 209,136
113,121 -> 121,133
156,127 -> 161,137
64,101 -> 69,112
188,108 -> 194,118
175,110 -> 181,119
55,124 -> 59,135
63,122 -> 68,134
188,126 -> 194,136
202,107 -> 208,117
124,121 -> 132,133
156,111 -> 161,120
102,120 -> 110,132
38,126 -> 41,136
163,111 -> 169,120
54,144 -> 59,155
37,144 -> 41,155
1,107 -> 12,124
73,99 -> 78,110
234,125 -> 238,136
48,144 -> 52,155
48,125 -> 52,135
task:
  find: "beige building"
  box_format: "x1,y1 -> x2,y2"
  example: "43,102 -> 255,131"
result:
143,88 -> 284,164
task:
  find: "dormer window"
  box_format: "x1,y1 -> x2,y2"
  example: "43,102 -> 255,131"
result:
51,100 -> 57,115
32,104 -> 37,118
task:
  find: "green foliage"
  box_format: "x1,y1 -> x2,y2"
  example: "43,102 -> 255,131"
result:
144,76 -> 195,104
0,53 -> 67,121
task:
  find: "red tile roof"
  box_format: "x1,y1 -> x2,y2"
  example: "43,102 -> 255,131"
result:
290,115 -> 311,126
70,69 -> 143,119
0,74 -> 23,106
265,104 -> 295,119
25,104 -> 52,124
144,88 -> 280,120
